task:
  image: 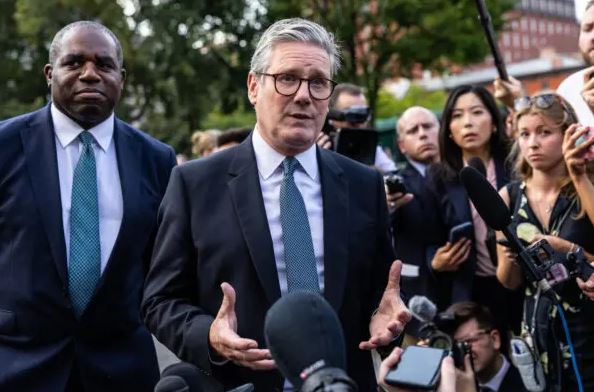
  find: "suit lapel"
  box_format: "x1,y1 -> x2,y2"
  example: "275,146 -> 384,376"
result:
227,137 -> 281,306
95,120 -> 141,286
318,150 -> 348,312
21,106 -> 68,285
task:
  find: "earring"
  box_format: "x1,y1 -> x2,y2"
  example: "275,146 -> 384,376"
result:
493,126 -> 497,133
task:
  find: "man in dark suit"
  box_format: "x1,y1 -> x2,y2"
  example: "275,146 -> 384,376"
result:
390,107 -> 442,305
0,21 -> 176,391
142,18 -> 411,391
447,302 -> 528,392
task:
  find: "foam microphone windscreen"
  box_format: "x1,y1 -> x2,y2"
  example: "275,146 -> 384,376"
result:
160,362 -> 223,392
460,166 -> 511,230
466,157 -> 486,178
154,375 -> 189,392
264,291 -> 346,389
408,295 -> 437,323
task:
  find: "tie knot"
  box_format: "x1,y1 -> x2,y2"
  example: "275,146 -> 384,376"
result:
79,131 -> 95,147
282,157 -> 300,176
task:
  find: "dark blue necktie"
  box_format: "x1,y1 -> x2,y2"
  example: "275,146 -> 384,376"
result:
68,131 -> 101,316
280,157 -> 319,292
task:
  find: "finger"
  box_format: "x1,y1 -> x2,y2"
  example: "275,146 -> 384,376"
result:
239,359 -> 277,370
450,241 -> 471,264
463,353 -> 474,374
379,347 -> 403,385
439,356 -> 456,392
394,193 -> 414,209
230,348 -> 272,363
218,282 -> 236,317
583,66 -> 594,85
385,260 -> 403,291
222,335 -> 259,351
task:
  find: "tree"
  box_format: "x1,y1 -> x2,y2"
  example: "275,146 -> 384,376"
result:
1,0 -> 263,153
266,0 -> 514,119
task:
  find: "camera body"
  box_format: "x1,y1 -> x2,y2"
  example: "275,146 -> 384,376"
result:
418,314 -> 472,369
522,239 -> 593,288
383,172 -> 407,195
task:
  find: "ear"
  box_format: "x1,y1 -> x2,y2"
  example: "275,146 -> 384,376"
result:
397,137 -> 407,155
247,72 -> 258,106
491,329 -> 501,351
120,67 -> 127,87
44,64 -> 53,87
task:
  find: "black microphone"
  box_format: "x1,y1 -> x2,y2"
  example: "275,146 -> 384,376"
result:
264,291 -> 357,391
459,166 -> 546,288
154,375 -> 190,392
466,157 -> 486,178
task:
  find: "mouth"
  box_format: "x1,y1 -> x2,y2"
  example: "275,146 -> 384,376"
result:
289,113 -> 313,120
75,88 -> 105,99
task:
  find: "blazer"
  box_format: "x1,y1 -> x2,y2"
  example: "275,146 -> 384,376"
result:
391,162 -> 444,303
0,105 -> 176,392
426,158 -> 509,309
142,135 -> 395,391
498,362 -> 528,392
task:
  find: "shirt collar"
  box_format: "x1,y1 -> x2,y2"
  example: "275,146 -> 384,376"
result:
407,158 -> 428,177
51,103 -> 115,152
480,355 -> 510,391
252,125 -> 319,181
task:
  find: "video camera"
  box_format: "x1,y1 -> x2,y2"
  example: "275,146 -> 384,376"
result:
322,107 -> 378,166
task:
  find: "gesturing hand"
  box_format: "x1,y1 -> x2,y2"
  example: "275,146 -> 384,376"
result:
208,282 -> 276,370
359,260 -> 412,350
563,124 -> 594,179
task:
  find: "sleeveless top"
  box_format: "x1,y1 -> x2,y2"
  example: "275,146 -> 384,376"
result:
506,180 -> 594,391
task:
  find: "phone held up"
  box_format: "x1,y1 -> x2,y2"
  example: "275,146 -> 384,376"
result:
448,221 -> 473,244
575,125 -> 594,160
384,346 -> 448,390
384,172 -> 407,195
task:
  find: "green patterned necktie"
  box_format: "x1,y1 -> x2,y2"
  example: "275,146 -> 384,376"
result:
68,130 -> 101,316
280,157 -> 319,292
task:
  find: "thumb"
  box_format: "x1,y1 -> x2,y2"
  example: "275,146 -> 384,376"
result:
218,282 -> 236,318
385,260 -> 403,291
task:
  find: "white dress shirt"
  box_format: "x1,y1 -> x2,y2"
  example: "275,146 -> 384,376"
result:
52,103 -> 123,273
252,127 -> 325,294
557,69 -> 594,126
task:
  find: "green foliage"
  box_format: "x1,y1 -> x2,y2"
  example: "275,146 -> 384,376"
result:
201,106 -> 256,130
375,85 -> 446,119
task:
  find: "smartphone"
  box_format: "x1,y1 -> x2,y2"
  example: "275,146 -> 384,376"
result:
384,346 -> 448,390
384,173 -> 407,194
575,126 -> 594,159
448,222 -> 473,243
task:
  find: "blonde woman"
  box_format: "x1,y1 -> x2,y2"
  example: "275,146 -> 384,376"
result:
496,93 -> 594,391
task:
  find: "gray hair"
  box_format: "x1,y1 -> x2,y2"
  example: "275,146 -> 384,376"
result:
250,18 -> 341,77
49,21 -> 123,67
588,1 -> 594,11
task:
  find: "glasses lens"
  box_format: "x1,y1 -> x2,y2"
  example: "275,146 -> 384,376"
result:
274,74 -> 300,96
514,97 -> 532,112
309,78 -> 333,100
534,94 -> 557,110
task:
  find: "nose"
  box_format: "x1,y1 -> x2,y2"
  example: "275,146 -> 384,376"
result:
418,125 -> 429,139
527,134 -> 539,149
462,112 -> 473,127
293,79 -> 312,104
79,61 -> 101,82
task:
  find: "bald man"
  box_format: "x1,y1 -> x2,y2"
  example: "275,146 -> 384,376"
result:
390,107 -> 443,306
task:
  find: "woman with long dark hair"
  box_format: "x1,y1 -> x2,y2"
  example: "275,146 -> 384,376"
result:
496,93 -> 594,390
427,85 -> 522,335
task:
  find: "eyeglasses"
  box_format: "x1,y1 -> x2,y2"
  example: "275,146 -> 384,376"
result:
514,94 -> 565,112
456,329 -> 491,345
256,72 -> 337,100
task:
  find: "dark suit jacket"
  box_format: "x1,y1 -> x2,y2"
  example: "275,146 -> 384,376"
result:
142,136 -> 395,391
498,362 -> 528,391
426,158 -> 509,309
391,162 -> 444,304
0,105 -> 176,392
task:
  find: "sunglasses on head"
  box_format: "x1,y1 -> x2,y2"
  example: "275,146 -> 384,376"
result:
514,94 -> 564,112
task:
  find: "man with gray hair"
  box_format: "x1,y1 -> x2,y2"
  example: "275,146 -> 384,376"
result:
0,21 -> 176,391
143,18 -> 410,391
